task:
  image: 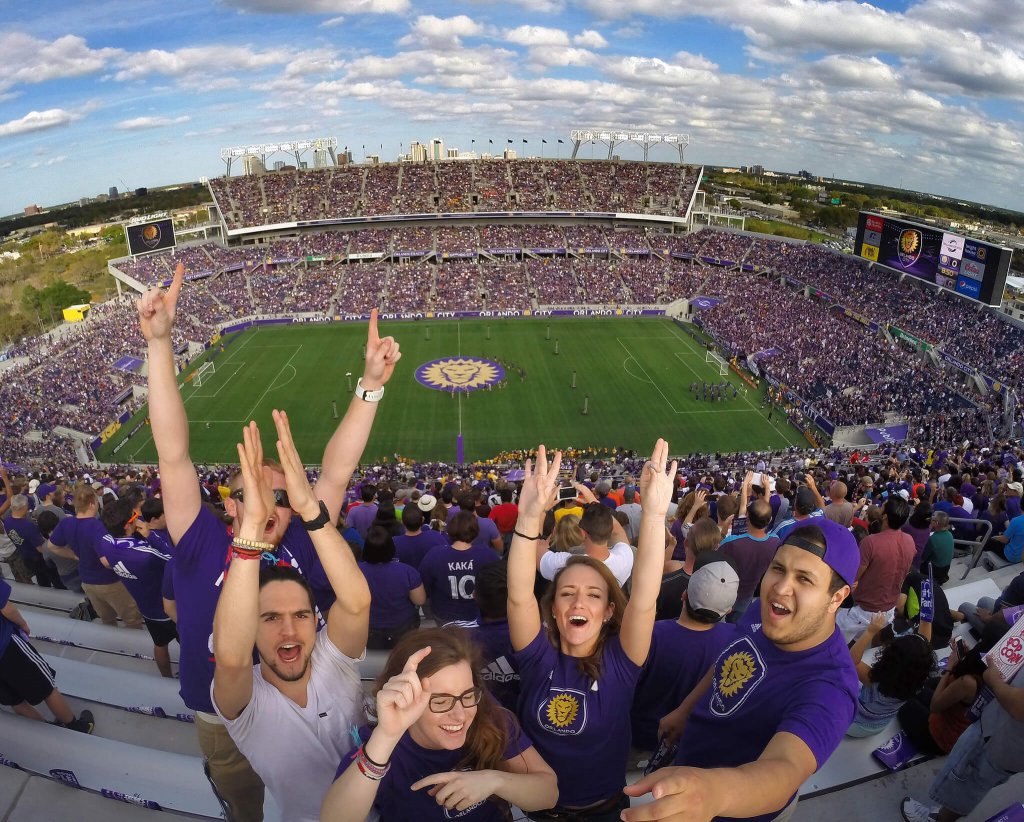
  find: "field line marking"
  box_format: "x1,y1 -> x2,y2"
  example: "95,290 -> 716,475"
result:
615,337 -> 678,413
125,329 -> 260,457
240,345 -> 304,421
663,322 -> 799,444
193,361 -> 246,400
621,357 -> 652,384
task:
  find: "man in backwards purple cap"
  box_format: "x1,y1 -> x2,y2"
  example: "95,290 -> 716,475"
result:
624,518 -> 860,822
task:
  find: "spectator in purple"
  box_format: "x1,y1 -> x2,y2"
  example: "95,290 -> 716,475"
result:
46,484 -> 143,629
392,502 -> 447,570
419,511 -> 501,624
98,498 -> 178,677
630,556 -> 739,752
359,525 -> 425,650
346,483 -> 379,539
465,561 -> 521,713
447,490 -> 503,554
4,495 -> 60,588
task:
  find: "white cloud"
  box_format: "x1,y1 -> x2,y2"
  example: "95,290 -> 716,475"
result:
808,55 -> 900,90
29,154 -> 68,169
223,0 -> 409,14
0,33 -> 122,92
0,109 -> 82,138
399,15 -> 484,47
116,115 -> 191,130
504,25 -> 571,47
319,15 -> 345,27
114,45 -> 294,82
604,55 -> 717,87
573,30 -> 608,49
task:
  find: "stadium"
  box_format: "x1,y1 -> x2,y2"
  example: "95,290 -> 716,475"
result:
2,142 -> 1024,821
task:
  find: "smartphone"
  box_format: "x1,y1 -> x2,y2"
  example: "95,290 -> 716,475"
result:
955,638 -> 968,660
558,486 -> 578,503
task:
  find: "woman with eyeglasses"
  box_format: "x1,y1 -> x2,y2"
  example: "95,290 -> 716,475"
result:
322,627 -> 557,821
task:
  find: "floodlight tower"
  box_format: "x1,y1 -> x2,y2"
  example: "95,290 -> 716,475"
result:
569,129 -> 690,163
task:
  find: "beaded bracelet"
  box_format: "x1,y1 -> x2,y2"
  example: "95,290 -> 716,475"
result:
231,536 -> 275,551
355,747 -> 390,780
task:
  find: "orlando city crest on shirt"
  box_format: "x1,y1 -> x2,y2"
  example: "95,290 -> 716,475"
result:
537,686 -> 588,735
710,636 -> 767,716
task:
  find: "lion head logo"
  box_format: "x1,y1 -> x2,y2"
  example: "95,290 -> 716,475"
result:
415,357 -> 505,392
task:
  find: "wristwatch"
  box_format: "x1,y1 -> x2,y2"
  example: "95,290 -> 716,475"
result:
355,378 -> 385,403
302,499 -> 332,531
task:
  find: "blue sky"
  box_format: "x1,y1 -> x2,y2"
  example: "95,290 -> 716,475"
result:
2,0 -> 1024,217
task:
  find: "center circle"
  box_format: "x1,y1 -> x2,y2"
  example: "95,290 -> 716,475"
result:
415,357 -> 506,392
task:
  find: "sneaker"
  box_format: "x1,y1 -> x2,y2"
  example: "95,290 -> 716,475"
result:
901,797 -> 939,822
65,710 -> 95,735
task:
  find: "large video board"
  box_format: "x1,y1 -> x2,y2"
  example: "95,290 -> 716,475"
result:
125,218 -> 176,256
854,212 -> 1011,306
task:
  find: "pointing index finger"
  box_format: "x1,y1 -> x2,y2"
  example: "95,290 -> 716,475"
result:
166,262 -> 185,307
368,308 -> 381,345
403,645 -> 431,674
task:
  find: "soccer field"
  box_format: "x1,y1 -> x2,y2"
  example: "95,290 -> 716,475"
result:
97,318 -> 802,464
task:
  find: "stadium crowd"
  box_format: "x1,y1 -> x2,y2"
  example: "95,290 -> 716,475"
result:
2,272 -> 1021,822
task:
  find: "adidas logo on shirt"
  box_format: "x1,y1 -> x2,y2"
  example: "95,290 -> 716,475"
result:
112,561 -> 138,580
482,656 -> 518,684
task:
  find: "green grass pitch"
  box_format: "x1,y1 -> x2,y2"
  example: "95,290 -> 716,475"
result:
98,317 -> 802,465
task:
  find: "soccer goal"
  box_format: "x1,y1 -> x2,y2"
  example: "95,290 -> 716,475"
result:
192,361 -> 216,387
705,350 -> 729,376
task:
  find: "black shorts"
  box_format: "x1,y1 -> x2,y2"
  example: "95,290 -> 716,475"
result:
144,617 -> 179,648
0,634 -> 57,706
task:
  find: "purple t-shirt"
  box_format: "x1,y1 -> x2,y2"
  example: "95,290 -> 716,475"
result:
393,529 -> 448,570
98,534 -> 171,621
418,544 -> 500,623
719,534 -> 781,600
0,578 -> 15,658
446,511 -> 502,552
3,515 -> 45,564
515,630 -> 641,807
630,619 -> 736,751
49,516 -> 118,585
171,504 -> 330,713
161,556 -> 174,600
467,618 -> 521,713
358,560 -> 421,629
674,606 -> 859,822
345,502 -> 378,538
338,715 -> 530,822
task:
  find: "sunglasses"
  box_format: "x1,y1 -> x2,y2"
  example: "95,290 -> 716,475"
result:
229,488 -> 291,509
428,687 -> 483,713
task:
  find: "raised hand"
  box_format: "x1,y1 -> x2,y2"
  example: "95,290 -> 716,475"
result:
235,421 -> 273,540
518,446 -> 561,522
376,646 -> 432,740
363,309 -> 402,388
138,262 -> 184,343
573,481 -> 598,505
272,409 -> 320,522
411,770 -> 504,813
641,439 -> 678,520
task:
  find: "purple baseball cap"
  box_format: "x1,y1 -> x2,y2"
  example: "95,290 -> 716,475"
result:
781,518 -> 859,587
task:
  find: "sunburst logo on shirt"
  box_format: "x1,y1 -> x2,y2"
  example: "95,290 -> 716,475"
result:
718,651 -> 757,697
545,693 -> 579,728
415,357 -> 505,392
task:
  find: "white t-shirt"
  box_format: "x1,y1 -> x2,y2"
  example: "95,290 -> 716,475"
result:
213,631 -> 365,822
538,541 -> 634,586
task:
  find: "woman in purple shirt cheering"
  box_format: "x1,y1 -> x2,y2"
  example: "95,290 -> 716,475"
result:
324,628 -> 557,821
507,441 -> 671,820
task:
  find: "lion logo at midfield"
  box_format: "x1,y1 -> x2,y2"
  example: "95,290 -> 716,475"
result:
415,357 -> 505,392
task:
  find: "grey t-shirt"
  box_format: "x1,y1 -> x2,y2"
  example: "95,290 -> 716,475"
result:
981,666 -> 1024,772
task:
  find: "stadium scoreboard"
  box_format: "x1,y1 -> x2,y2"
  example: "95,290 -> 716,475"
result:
125,217 -> 176,256
854,212 -> 1011,306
